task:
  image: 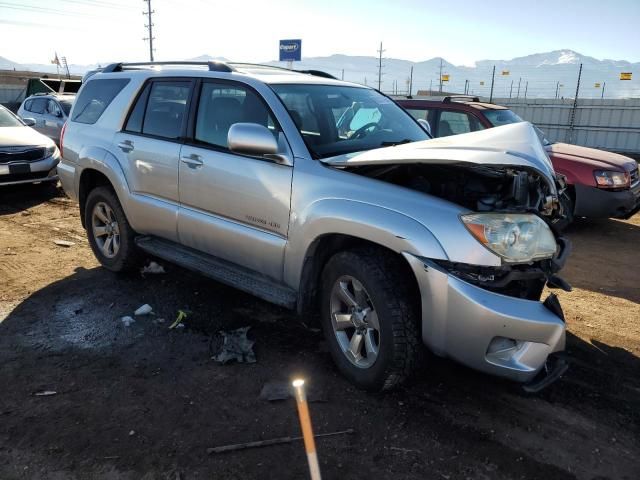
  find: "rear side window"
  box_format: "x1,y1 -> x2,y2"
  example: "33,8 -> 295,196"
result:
71,78 -> 129,124
141,81 -> 190,139
124,84 -> 151,133
438,110 -> 483,137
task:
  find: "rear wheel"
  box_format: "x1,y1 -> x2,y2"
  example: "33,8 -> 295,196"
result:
320,248 -> 420,391
85,186 -> 140,272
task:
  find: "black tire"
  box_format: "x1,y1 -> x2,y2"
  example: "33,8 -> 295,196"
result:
84,186 -> 140,272
320,248 -> 420,391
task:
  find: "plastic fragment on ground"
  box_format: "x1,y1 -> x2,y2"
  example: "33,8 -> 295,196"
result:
134,304 -> 153,316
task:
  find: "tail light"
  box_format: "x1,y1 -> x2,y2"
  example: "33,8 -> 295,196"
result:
59,121 -> 68,158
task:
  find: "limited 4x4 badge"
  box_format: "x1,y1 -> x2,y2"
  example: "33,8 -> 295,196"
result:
245,215 -> 281,230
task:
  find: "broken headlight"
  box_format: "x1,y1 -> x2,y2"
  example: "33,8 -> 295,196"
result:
461,213 -> 557,263
45,144 -> 59,158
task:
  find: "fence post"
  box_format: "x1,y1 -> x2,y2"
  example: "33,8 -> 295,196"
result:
489,65 -> 495,103
566,63 -> 583,143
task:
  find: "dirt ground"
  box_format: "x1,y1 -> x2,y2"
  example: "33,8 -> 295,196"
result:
0,184 -> 638,480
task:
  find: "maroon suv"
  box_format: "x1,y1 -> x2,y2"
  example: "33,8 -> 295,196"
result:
397,96 -> 640,220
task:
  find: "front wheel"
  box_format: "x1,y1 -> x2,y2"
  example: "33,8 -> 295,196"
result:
320,248 -> 420,391
85,186 -> 140,272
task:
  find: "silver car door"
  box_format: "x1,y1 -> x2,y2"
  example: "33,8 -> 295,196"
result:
113,79 -> 194,241
177,80 -> 292,281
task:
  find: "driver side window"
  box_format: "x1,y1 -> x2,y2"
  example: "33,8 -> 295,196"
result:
47,100 -> 61,117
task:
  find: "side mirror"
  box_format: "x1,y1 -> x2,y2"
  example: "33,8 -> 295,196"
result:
228,123 -> 289,164
418,118 -> 432,136
22,118 -> 36,127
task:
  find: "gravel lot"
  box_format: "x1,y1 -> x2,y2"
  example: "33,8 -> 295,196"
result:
1,184 -> 639,480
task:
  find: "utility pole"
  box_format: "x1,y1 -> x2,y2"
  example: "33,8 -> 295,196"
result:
143,0 -> 155,62
464,79 -> 469,95
377,42 -> 384,91
61,56 -> 70,79
555,81 -> 560,99
438,58 -> 443,92
524,81 -> 528,99
601,81 -> 606,99
341,69 -> 344,80
429,79 -> 432,94
408,66 -> 413,97
567,63 -> 583,143
516,77 -> 521,99
509,80 -> 513,99
489,65 -> 496,103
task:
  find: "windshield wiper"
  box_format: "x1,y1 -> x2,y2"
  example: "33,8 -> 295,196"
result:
380,139 -> 413,147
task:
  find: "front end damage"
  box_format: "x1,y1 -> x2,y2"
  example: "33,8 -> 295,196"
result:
324,123 -> 572,389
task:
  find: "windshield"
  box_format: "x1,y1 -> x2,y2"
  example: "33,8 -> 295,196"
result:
0,107 -> 24,127
59,100 -> 73,116
483,109 -> 523,127
271,84 -> 428,158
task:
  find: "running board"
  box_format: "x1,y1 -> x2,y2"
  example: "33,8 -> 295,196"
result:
135,236 -> 297,309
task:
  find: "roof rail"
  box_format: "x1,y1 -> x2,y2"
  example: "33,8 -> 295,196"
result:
443,95 -> 480,103
295,69 -> 337,80
101,61 -> 235,73
228,63 -> 337,79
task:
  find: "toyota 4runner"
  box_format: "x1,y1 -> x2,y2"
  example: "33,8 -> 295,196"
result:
58,62 -> 571,391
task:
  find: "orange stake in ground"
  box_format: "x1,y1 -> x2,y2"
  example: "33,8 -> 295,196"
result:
292,379 -> 322,480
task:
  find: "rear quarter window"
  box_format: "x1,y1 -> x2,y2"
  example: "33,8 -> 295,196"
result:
71,78 -> 130,124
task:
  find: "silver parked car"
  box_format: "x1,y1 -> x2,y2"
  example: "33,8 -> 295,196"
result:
0,104 -> 60,186
17,93 -> 74,145
58,62 -> 571,392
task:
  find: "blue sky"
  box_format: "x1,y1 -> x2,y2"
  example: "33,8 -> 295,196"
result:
1,0 -> 639,65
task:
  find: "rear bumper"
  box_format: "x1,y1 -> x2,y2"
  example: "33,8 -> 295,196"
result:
403,254 -> 566,383
574,182 -> 640,219
0,155 -> 59,186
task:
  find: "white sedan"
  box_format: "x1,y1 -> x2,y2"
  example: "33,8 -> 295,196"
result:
0,104 -> 60,186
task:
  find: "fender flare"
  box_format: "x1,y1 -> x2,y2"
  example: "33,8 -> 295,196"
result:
75,146 -> 136,228
283,198 -> 449,289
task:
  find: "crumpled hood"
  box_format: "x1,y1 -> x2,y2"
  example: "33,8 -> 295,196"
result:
322,122 -> 557,188
0,126 -> 53,148
547,142 -> 637,172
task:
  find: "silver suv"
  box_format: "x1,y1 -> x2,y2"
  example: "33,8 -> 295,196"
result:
17,93 -> 74,144
58,61 -> 571,391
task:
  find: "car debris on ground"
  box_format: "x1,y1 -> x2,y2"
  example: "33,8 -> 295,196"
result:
34,391 -> 57,396
141,261 -> 166,275
168,310 -> 188,329
53,240 -> 75,247
259,381 -> 327,403
121,316 -> 135,327
134,304 -> 153,316
212,326 -> 256,364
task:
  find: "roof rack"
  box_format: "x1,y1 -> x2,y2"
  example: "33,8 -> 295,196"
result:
443,95 -> 480,103
99,61 -> 338,80
101,61 -> 235,73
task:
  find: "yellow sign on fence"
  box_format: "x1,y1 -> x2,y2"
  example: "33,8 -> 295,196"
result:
620,72 -> 632,80
441,74 -> 450,82
595,83 -> 601,88
480,81 -> 485,86
501,70 -> 510,76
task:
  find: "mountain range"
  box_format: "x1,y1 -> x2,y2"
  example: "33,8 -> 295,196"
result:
1,50 -> 638,99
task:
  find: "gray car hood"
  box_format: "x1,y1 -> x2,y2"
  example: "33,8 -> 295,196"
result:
0,126 -> 53,147
322,122 -> 557,189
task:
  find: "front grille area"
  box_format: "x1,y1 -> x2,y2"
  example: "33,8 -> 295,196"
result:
0,171 -> 52,183
630,167 -> 639,187
0,147 -> 47,164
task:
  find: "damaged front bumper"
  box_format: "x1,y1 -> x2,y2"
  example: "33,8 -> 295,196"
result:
403,253 -> 566,384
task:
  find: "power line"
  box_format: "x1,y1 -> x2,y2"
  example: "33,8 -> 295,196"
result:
143,0 -> 155,62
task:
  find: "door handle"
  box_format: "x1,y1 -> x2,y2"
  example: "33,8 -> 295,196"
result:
117,140 -> 134,152
181,153 -> 203,167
